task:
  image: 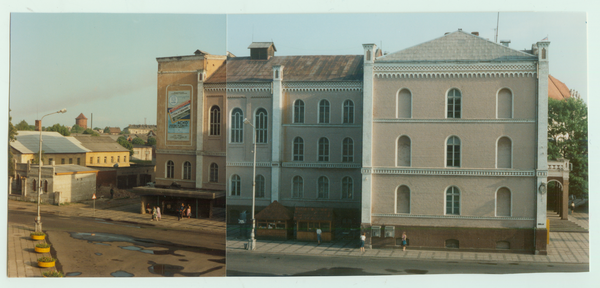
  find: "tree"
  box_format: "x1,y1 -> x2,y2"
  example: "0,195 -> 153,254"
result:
8,112 -> 18,175
93,127 -> 101,131
120,127 -> 130,135
146,137 -> 157,146
32,150 -> 46,165
117,136 -> 134,155
104,127 -> 111,134
45,123 -> 71,136
15,120 -> 34,131
71,124 -> 84,134
83,128 -> 100,136
548,97 -> 588,199
131,137 -> 145,145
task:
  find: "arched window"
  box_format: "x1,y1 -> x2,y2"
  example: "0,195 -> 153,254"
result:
446,136 -> 461,168
342,138 -> 354,162
396,185 -> 410,213
293,137 -> 304,161
317,176 -> 329,199
447,88 -> 462,118
256,175 -> 265,198
497,137 -> 512,168
294,100 -> 304,123
366,50 -> 371,61
497,89 -> 513,119
166,160 -> 174,178
318,100 -> 330,124
342,176 -> 353,199
32,179 -> 37,192
183,161 -> 192,180
210,106 -> 221,136
231,174 -> 241,196
255,108 -> 268,143
231,108 -> 244,143
210,163 -> 219,182
318,138 -> 329,162
496,187 -> 511,217
446,186 -> 460,215
397,136 -> 411,167
343,100 -> 354,124
397,89 -> 412,118
292,176 -> 304,198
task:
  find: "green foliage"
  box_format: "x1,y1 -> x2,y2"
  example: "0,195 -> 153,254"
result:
15,120 -> 34,131
30,232 -> 46,236
131,137 -> 145,145
120,127 -> 130,135
32,150 -> 46,165
71,124 -> 84,134
93,127 -> 101,130
9,112 -> 18,175
36,243 -> 51,248
42,270 -> 64,277
117,136 -> 134,155
548,97 -> 588,199
37,257 -> 56,262
104,127 -> 111,133
83,128 -> 100,136
45,124 -> 71,136
146,137 -> 156,146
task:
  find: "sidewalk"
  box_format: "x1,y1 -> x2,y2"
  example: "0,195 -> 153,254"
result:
7,224 -> 54,277
226,213 -> 589,265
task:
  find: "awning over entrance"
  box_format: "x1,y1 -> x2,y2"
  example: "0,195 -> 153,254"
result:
132,186 -> 225,199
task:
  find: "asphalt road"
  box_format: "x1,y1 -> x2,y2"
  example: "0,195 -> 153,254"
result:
9,209 -> 226,277
226,252 -> 588,276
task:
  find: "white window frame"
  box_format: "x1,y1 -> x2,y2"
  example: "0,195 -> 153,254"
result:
318,137 -> 330,162
293,99 -> 305,123
255,174 -> 265,198
446,136 -> 461,168
342,99 -> 354,124
166,160 -> 174,179
292,176 -> 304,198
230,108 -> 244,143
210,105 -> 221,136
183,161 -> 192,180
209,163 -> 218,183
293,137 -> 304,161
445,186 -> 461,215
446,88 -> 462,119
341,176 -> 353,199
318,99 -> 330,124
230,174 -> 241,196
317,176 -> 329,199
342,137 -> 354,162
255,108 -> 268,144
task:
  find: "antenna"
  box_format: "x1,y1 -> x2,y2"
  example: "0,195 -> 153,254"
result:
495,12 -> 500,43
252,25 -> 254,42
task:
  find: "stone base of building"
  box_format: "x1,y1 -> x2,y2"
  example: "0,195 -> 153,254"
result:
363,224 -> 546,254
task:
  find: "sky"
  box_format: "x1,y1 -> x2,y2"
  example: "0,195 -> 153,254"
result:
1,1 -> 598,288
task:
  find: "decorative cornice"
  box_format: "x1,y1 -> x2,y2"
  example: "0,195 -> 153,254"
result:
227,83 -> 272,92
362,167 -> 535,177
374,119 -> 535,123
282,162 -> 361,169
283,124 -> 362,128
283,81 -> 363,92
204,83 -> 225,91
372,213 -> 534,221
226,162 -> 273,167
373,62 -> 537,78
197,151 -> 226,157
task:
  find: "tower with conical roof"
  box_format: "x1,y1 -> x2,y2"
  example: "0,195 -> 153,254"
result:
75,113 -> 88,129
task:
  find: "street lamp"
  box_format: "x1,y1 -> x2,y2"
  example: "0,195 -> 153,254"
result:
243,117 -> 257,250
35,108 -> 67,232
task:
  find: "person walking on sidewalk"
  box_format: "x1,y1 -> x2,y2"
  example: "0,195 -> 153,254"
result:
316,228 -> 322,245
178,203 -> 185,221
360,232 -> 366,252
151,206 -> 157,221
110,187 -> 114,199
156,207 -> 161,221
401,231 -> 407,251
187,205 -> 192,219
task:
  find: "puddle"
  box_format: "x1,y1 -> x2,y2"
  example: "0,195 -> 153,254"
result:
111,270 -> 134,277
147,261 -> 223,277
119,245 -> 177,255
178,259 -> 189,262
95,243 -> 110,246
405,269 -> 428,274
111,259 -> 123,262
293,267 -> 383,276
209,258 -> 226,264
478,262 -> 497,265
95,253 -> 102,256
65,272 -> 82,277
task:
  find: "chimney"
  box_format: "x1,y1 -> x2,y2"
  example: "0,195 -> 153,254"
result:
444,32 -> 450,35
500,40 -> 511,47
35,120 -> 41,131
471,32 -> 479,36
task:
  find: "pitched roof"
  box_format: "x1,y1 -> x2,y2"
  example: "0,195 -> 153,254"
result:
76,113 -> 87,120
378,30 -> 537,63
248,42 -> 277,51
255,201 -> 293,220
108,127 -> 121,133
11,131 -> 90,154
293,207 -> 334,221
72,135 -> 130,152
206,55 -> 363,83
548,75 -> 571,100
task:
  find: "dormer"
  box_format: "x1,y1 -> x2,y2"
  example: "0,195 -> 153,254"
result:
248,42 -> 276,60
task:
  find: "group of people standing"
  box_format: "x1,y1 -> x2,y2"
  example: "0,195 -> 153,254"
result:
359,231 -> 407,252
145,203 -> 192,221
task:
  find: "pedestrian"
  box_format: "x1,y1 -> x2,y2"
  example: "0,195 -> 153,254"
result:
571,201 -> 575,215
360,232 -> 366,252
110,187 -> 114,199
156,206 -> 161,221
316,227 -> 322,245
402,231 -> 407,251
146,203 -> 151,215
178,203 -> 185,221
151,206 -> 157,221
187,205 -> 192,219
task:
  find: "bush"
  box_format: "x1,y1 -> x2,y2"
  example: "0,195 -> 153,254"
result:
30,232 -> 46,236
42,270 -> 64,277
36,243 -> 51,248
37,257 -> 56,262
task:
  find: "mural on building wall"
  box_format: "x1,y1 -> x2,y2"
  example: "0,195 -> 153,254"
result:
167,90 -> 191,141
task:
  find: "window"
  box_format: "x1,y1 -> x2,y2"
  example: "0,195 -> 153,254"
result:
231,174 -> 241,196
384,226 -> 395,238
61,158 -> 65,164
397,89 -> 412,118
104,157 -> 107,164
117,156 -> 120,163
183,161 -> 192,180
49,158 -> 53,164
292,176 -> 303,198
43,180 -> 48,193
396,185 -> 410,213
97,157 -> 100,163
255,108 -> 268,143
446,186 -> 460,215
231,108 -> 244,143
318,100 -> 330,123
166,160 -> 174,178
256,175 -> 265,198
497,137 -> 512,168
447,88 -> 462,118
210,106 -> 221,136
210,163 -> 218,182
111,156 -> 114,163
497,88 -> 513,119
293,137 -> 304,161
318,138 -> 329,162
342,176 -> 353,199
124,156 -> 127,163
89,157 -> 93,164
397,136 -> 411,167
343,100 -> 354,124
32,179 -> 37,192
317,176 -> 329,199
77,158 -> 80,165
342,138 -> 354,162
294,100 -> 304,123
69,158 -> 73,164
446,239 -> 459,248
372,226 -> 381,237
446,136 -> 461,168
496,188 -> 511,217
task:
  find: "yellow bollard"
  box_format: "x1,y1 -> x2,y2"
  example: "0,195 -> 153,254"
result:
546,218 -> 550,245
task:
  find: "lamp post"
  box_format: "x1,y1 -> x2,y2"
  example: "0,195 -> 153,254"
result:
35,108 -> 67,232
243,118 -> 257,250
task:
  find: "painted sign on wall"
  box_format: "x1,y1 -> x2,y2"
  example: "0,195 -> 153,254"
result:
167,90 -> 191,141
